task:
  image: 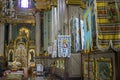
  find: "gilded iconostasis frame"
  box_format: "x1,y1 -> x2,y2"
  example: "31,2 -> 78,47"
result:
83,58 -> 95,80
7,27 -> 36,69
8,49 -> 14,62
95,58 -> 113,80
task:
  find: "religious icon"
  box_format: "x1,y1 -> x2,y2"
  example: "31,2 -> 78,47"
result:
96,58 -> 113,80
62,39 -> 68,48
30,51 -> 34,62
107,2 -> 117,22
9,51 -> 13,62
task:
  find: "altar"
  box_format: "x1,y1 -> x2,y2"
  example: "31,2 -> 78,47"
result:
6,27 -> 36,69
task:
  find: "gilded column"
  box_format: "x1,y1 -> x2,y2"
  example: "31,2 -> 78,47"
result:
35,12 -> 41,55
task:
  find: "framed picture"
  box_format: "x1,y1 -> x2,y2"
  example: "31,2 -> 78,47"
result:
83,58 -> 94,80
95,58 -> 113,80
58,35 -> 71,57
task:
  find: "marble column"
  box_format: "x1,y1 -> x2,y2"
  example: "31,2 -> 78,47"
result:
51,6 -> 58,42
57,0 -> 66,35
9,24 -> 12,41
0,24 -> 5,56
35,12 -> 41,55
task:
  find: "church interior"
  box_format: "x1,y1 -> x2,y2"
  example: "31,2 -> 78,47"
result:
0,0 -> 120,80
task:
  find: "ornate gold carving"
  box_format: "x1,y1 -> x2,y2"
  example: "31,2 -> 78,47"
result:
7,28 -> 35,68
83,58 -> 94,79
50,0 -> 57,6
19,27 -> 30,38
35,0 -> 52,10
66,0 -> 81,5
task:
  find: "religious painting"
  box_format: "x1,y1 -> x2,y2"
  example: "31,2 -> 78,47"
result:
29,49 -> 35,62
83,58 -> 94,80
8,49 -> 14,62
107,2 -> 117,22
95,58 -> 113,80
19,27 -> 29,38
58,35 -> 71,57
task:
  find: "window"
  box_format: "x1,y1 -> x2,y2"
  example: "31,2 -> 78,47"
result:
21,0 -> 28,8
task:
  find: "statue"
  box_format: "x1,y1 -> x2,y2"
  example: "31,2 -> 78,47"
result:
9,51 -> 13,62
30,51 -> 34,62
